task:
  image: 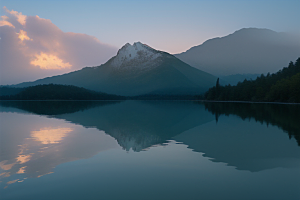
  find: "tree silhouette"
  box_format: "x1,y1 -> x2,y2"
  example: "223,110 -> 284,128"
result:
205,58 -> 300,103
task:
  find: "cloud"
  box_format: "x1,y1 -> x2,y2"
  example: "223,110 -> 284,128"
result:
0,16 -> 15,28
30,53 -> 72,70
3,6 -> 26,25
17,29 -> 31,41
0,7 -> 118,85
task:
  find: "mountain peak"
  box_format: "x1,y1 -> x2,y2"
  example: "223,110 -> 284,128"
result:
117,42 -> 148,55
111,42 -> 162,69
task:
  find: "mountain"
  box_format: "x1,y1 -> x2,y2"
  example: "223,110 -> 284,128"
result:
175,28 -> 300,76
14,42 -> 217,96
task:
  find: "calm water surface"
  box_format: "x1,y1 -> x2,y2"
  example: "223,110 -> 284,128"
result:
0,101 -> 299,200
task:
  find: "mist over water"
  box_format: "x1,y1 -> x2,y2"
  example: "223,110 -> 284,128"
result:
0,101 -> 299,200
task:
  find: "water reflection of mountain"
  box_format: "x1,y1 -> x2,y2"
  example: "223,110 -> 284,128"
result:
1,101 -> 299,174
0,101 -> 215,152
54,101 -> 215,151
1,101 -> 215,187
203,102 -> 300,145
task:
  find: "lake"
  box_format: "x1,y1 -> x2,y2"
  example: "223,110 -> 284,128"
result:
0,101 -> 299,200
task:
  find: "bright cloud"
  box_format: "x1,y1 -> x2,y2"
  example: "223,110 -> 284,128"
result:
0,6 -> 118,85
31,53 -> 72,70
17,29 -> 31,41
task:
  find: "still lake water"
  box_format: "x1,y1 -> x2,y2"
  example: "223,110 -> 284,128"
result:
0,101 -> 299,200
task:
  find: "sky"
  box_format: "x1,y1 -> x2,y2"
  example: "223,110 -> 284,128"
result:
0,0 -> 299,85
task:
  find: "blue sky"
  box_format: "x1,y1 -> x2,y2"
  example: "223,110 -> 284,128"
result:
1,0 -> 299,53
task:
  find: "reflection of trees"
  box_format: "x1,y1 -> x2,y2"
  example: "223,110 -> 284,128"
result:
203,102 -> 300,145
0,101 -> 121,115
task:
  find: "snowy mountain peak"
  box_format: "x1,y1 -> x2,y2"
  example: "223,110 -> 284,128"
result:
111,42 -> 163,69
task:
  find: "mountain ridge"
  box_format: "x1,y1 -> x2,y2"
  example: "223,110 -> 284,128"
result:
175,28 -> 300,76
13,42 -> 217,96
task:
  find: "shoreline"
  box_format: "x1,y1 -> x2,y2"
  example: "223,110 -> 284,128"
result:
0,99 -> 299,105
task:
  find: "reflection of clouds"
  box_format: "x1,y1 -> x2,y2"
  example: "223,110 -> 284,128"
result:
0,172 -> 10,178
16,166 -> 26,174
0,125 -> 73,187
37,172 -> 53,178
1,126 -> 73,188
0,125 -> 74,187
0,111 -> 119,188
0,161 -> 14,170
16,154 -> 31,164
31,127 -> 73,144
7,179 -> 19,185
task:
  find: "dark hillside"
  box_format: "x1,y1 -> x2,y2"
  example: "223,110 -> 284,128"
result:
0,84 -> 125,100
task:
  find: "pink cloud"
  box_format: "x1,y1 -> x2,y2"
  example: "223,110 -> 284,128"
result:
0,7 -> 118,85
0,15 -> 15,28
17,29 -> 32,41
3,6 -> 26,25
30,53 -> 72,70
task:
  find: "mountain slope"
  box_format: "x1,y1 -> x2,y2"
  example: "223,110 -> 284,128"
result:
175,28 -> 300,76
14,42 -> 217,96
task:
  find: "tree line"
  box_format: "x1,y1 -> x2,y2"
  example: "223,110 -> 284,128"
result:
205,57 -> 300,103
0,84 -> 125,100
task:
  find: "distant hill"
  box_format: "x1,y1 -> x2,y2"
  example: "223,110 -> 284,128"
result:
0,86 -> 24,96
0,84 -> 125,100
205,58 -> 300,103
175,28 -> 300,76
220,74 -> 260,86
13,42 -> 217,96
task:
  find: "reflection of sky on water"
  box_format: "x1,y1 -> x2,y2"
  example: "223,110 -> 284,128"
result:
31,127 -> 73,144
0,111 -> 119,188
0,101 -> 300,200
